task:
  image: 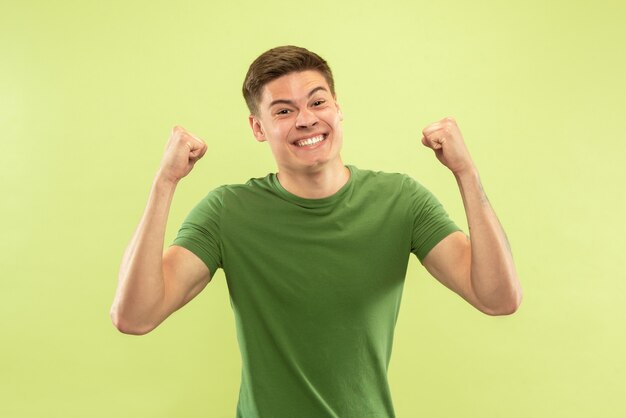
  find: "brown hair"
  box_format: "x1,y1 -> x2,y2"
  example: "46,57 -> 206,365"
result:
242,45 -> 335,115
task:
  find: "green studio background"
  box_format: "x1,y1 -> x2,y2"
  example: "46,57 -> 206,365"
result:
1,0 -> 624,417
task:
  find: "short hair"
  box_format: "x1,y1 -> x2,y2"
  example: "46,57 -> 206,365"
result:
242,45 -> 335,115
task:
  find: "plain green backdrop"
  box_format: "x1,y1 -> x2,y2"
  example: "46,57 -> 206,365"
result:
2,0 -> 625,417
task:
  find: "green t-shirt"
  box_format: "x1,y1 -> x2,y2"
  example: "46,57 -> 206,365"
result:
173,165 -> 460,417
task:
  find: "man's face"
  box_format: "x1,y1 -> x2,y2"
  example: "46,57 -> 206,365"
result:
249,70 -> 344,174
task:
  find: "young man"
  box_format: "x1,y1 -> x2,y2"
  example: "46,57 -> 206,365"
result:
111,46 -> 521,417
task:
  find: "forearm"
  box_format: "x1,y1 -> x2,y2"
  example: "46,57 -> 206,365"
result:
111,171 -> 178,334
455,168 -> 521,314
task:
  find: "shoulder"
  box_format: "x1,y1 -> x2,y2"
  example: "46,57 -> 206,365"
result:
198,173 -> 275,201
187,174 -> 284,219
350,166 -> 427,194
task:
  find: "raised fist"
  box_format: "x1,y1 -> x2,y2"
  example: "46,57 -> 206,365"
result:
421,117 -> 475,176
158,126 -> 207,184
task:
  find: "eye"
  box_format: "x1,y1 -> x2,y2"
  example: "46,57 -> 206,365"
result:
276,109 -> 291,115
312,100 -> 326,106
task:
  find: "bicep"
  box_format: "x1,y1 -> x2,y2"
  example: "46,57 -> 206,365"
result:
162,245 -> 212,314
422,231 -> 482,309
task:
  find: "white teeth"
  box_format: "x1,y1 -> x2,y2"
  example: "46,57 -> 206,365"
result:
295,135 -> 325,147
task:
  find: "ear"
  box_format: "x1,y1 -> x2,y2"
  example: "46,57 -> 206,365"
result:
249,114 -> 266,142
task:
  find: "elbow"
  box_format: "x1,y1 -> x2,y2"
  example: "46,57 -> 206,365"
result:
484,303 -> 519,316
482,289 -> 523,316
110,308 -> 155,336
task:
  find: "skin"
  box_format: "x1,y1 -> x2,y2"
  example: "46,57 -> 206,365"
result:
249,70 -> 349,199
110,126 -> 211,334
110,70 -> 521,335
420,118 -> 522,315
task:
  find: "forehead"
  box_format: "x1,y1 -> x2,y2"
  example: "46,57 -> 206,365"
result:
260,70 -> 331,105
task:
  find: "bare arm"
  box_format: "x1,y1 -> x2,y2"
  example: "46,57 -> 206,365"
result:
110,126 -> 210,335
420,118 -> 522,315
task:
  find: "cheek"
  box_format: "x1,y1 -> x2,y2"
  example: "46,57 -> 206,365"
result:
329,113 -> 343,134
269,119 -> 293,137
322,110 -> 342,128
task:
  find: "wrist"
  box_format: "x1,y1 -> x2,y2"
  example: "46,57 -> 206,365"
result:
452,164 -> 479,181
154,169 -> 180,190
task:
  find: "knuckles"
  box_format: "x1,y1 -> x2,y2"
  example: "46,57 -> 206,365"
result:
170,128 -> 195,146
422,117 -> 459,139
422,116 -> 458,137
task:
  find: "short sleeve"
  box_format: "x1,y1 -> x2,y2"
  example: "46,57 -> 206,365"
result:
407,177 -> 462,262
171,187 -> 224,275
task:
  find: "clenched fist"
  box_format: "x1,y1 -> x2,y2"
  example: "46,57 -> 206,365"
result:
421,117 -> 475,176
158,125 -> 207,184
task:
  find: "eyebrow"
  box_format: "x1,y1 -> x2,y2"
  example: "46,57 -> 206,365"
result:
268,86 -> 329,108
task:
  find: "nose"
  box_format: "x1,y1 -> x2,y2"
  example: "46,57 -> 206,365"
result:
295,107 -> 318,129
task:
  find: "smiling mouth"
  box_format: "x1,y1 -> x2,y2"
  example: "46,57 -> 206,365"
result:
293,134 -> 327,147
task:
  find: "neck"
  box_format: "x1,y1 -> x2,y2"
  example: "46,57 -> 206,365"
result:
277,161 -> 350,199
